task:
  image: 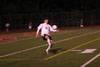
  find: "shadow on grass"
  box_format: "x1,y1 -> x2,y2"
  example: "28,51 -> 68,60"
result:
50,48 -> 66,54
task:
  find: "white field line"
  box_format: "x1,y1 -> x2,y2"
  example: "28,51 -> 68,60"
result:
81,53 -> 100,67
0,31 -> 100,58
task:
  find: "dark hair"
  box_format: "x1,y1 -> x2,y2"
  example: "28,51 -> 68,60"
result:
44,18 -> 48,20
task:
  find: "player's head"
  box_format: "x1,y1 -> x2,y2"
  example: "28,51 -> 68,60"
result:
44,19 -> 48,23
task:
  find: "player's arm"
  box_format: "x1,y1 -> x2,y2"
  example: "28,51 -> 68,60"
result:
36,24 -> 42,37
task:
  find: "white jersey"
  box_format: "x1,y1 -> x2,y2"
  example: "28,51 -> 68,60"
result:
5,23 -> 10,27
36,23 -> 56,36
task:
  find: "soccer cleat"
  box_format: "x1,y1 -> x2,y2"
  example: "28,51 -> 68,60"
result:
46,50 -> 49,54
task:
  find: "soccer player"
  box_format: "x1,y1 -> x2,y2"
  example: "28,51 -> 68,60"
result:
36,19 -> 59,54
28,21 -> 32,30
5,22 -> 10,32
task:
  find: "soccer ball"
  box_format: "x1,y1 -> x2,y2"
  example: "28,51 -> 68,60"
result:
52,25 -> 57,30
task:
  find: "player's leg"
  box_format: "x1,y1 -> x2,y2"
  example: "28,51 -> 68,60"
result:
45,35 -> 52,54
50,40 -> 53,48
49,37 -> 53,48
46,35 -> 53,48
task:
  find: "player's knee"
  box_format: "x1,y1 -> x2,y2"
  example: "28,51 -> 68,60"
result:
45,36 -> 49,39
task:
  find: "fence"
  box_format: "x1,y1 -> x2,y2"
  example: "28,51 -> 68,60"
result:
0,10 -> 100,31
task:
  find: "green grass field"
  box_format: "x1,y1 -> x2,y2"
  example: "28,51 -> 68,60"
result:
0,28 -> 100,67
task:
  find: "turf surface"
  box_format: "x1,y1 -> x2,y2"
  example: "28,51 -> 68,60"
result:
0,28 -> 100,67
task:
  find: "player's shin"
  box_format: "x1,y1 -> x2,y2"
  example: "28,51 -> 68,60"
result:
50,40 -> 53,48
46,39 -> 52,54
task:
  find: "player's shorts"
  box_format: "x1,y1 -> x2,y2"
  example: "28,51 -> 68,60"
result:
42,34 -> 52,40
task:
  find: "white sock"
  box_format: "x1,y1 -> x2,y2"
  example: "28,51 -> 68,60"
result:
46,39 -> 51,53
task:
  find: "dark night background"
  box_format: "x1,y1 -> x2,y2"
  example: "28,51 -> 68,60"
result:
0,0 -> 100,15
0,0 -> 100,31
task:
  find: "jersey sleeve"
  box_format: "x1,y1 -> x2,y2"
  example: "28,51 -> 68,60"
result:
49,25 -> 57,32
36,24 -> 42,35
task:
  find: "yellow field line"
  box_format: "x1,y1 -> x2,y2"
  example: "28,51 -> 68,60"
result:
44,38 -> 100,60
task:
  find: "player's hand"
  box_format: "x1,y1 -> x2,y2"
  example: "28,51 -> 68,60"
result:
35,34 -> 38,38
